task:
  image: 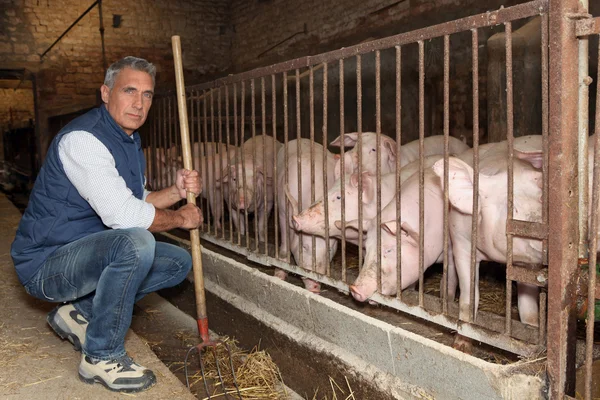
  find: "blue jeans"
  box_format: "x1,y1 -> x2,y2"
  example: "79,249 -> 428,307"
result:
24,228 -> 192,360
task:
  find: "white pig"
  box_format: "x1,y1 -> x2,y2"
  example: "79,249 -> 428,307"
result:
432,138 -> 545,334
292,155 -> 442,244
329,132 -> 470,179
346,166 -> 457,303
276,139 -> 339,293
219,135 -> 283,242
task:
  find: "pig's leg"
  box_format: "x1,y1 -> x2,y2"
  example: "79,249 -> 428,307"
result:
230,209 -> 245,235
450,232 -> 479,354
441,242 -> 458,301
278,207 -> 289,259
257,207 -> 267,243
517,282 -> 539,326
208,192 -> 222,231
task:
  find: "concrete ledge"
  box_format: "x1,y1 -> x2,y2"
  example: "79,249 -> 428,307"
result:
200,248 -> 547,400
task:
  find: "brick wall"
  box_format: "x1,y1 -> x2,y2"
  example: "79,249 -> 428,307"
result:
1,0 -> 232,158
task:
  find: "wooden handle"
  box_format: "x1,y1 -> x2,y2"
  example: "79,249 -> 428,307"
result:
171,35 -> 209,339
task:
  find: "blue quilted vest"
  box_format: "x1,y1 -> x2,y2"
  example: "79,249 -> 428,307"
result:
11,105 -> 147,285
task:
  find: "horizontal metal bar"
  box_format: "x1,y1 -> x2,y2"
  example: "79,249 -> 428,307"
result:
185,0 -> 547,93
575,16 -> 600,37
507,265 -> 548,287
506,219 -> 548,240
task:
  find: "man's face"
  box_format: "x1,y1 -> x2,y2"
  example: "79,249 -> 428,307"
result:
100,68 -> 154,135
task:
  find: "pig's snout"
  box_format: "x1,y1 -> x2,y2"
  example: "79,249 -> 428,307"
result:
350,284 -> 371,302
292,215 -> 302,231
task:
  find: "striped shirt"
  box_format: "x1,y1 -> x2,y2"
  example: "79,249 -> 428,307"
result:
58,130 -> 156,229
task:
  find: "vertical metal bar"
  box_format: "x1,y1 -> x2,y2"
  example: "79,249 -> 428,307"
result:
272,74 -> 279,259
395,46 -> 403,302
418,41 -> 425,308
218,87 -> 225,239
340,59 -> 347,282
162,98 -> 167,189
541,13 -> 549,267
310,66 -> 316,271
261,77 -> 268,254
284,71 -> 291,264
242,82 -> 250,249
578,0 -> 590,260
505,22 -> 514,336
375,50 -> 382,294
168,97 -> 173,188
210,89 -> 217,236
203,90 -> 211,233
323,62 -> 331,277
234,83 -> 241,245
226,86 -> 233,242
442,35 -> 450,314
469,29 -> 480,323
584,42 -> 600,400
251,79 -> 259,250
296,69 -> 303,268
194,93 -> 204,232
357,55 -> 363,269
547,0 -> 580,396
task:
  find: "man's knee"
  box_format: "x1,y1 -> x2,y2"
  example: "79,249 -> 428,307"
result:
115,228 -> 156,263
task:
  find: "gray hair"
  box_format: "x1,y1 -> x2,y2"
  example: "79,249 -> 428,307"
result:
104,56 -> 156,88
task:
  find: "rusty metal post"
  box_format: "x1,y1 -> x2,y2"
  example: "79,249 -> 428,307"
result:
547,0 -> 581,397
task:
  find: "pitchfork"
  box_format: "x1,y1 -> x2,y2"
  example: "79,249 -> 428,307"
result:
171,35 -> 242,400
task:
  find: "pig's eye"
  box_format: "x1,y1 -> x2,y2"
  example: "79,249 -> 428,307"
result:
336,195 -> 341,200
371,148 -> 376,153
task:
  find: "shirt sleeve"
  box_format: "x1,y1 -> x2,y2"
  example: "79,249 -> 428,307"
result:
58,130 -> 156,229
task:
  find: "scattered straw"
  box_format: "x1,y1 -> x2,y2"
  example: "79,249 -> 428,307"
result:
22,375 -> 62,387
181,334 -> 287,399
308,376 -> 355,400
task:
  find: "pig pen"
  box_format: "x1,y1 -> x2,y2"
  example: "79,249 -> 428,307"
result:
141,0 -> 600,398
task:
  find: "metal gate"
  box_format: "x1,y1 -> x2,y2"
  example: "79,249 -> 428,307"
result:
140,0 -> 600,397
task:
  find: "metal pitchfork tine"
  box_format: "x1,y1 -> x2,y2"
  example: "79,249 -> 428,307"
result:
172,35 -> 242,400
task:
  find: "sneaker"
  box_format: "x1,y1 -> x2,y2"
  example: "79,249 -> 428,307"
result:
78,354 -> 157,392
47,303 -> 88,351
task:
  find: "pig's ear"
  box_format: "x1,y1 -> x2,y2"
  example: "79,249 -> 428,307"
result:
350,173 -> 359,188
383,137 -> 398,169
400,221 -> 419,246
432,157 -> 475,215
381,221 -> 397,236
515,149 -> 544,169
361,173 -> 375,204
330,132 -> 359,147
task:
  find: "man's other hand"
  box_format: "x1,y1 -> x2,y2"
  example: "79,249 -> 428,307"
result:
176,169 -> 202,199
177,203 -> 203,229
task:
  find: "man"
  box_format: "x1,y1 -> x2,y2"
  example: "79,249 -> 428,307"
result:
11,56 -> 203,393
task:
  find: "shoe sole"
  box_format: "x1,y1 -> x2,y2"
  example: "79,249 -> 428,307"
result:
78,372 -> 157,393
47,309 -> 83,352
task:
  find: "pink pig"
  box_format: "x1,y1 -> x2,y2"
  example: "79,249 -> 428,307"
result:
432,137 -> 545,352
329,132 -> 470,179
346,166 -> 457,303
218,135 -> 283,242
292,155 -> 442,245
275,139 -> 339,293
